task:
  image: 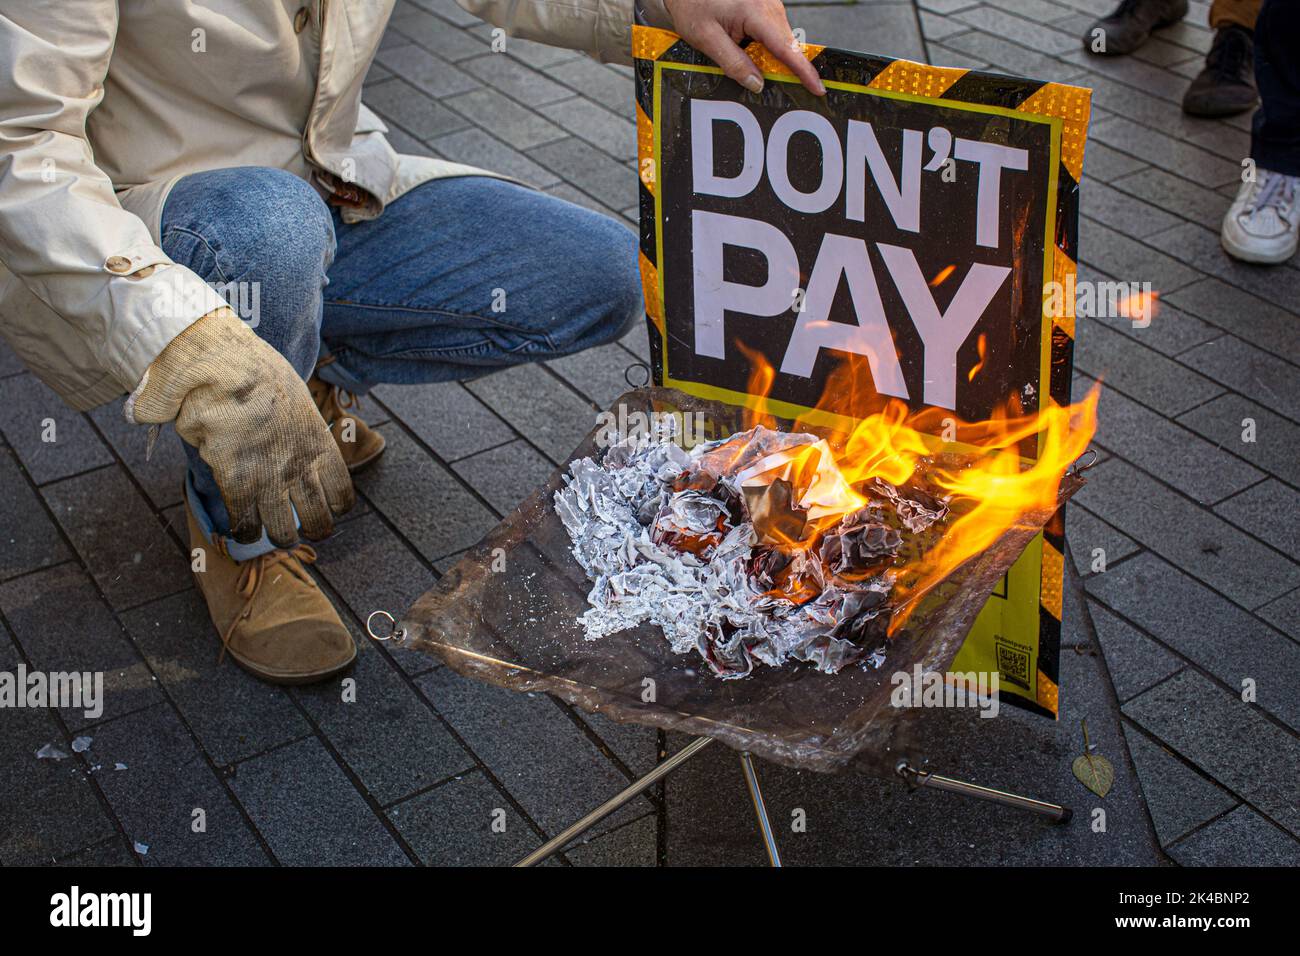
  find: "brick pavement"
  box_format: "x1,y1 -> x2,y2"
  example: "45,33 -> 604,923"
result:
0,0 -> 1295,866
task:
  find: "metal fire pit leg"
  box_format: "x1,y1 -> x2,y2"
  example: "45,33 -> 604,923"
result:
897,762 -> 1073,823
514,736 -> 714,867
739,752 -> 782,867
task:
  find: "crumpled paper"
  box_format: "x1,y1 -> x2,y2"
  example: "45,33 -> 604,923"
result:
554,419 -> 923,679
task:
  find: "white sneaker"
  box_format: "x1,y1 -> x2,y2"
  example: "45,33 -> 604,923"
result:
1221,168 -> 1299,264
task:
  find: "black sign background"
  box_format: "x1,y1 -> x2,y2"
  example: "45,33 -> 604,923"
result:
657,67 -> 1055,427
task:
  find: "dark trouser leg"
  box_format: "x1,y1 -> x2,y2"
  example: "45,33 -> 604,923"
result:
1251,0 -> 1300,176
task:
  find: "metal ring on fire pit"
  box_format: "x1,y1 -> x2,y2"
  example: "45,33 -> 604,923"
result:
366,610 -> 405,642
1066,449 -> 1100,476
624,362 -> 651,388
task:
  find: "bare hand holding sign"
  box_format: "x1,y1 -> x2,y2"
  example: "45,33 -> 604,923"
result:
664,0 -> 826,96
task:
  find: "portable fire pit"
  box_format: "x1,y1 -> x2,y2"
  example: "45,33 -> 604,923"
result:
372,387 -> 1090,866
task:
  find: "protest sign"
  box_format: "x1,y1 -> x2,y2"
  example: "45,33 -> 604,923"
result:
633,26 -> 1091,716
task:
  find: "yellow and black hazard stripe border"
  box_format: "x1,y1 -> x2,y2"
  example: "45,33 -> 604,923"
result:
633,26 -> 1091,718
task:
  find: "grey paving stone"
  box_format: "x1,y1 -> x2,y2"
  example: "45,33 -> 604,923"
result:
1124,668 -> 1300,838
544,181 -> 621,220
667,643 -> 1161,865
415,667 -> 652,839
1078,216 -> 1202,294
0,710 -> 118,865
1084,75 -> 1248,163
1074,320 -> 1223,417
1082,141 -> 1149,184
1066,504 -> 1139,577
1078,179 -> 1182,239
0,338 -> 24,377
371,383 -> 513,464
465,362 -> 596,464
548,342 -> 642,410
381,124 -> 437,158
389,8 -> 490,62
364,61 -> 393,86
566,812 -> 657,866
1178,335 -> 1300,424
0,563 -> 162,730
919,0 -> 981,13
228,736 -> 411,866
1079,376 -> 1260,505
364,77 -> 471,140
1215,480 -> 1300,557
1087,601 -> 1182,703
1089,117 -> 1241,188
309,511 -> 439,675
0,374 -> 113,485
460,53 -> 571,107
428,126 -> 559,186
88,702 -> 269,866
1082,290 -> 1220,359
1090,552 -> 1300,730
355,423 -> 498,563
791,3 -> 927,61
953,6 -> 1078,54
119,589 -> 310,767
1147,221 -> 1300,312
42,465 -> 190,611
941,26 -> 1084,79
376,43 -> 481,99
543,57 -> 636,114
1121,722 -> 1237,845
981,0 -> 1078,23
452,439 -> 553,515
87,398 -> 187,510
445,86 -> 568,149
387,770 -> 541,865
926,43 -> 989,70
53,837 -> 138,867
1063,52 -> 1193,104
1168,804 -> 1300,866
1256,588 -> 1299,642
467,24 -> 586,69
529,136 -> 639,212
577,711 -> 659,777
1075,459 -> 1300,608
1177,392 -> 1300,489
538,96 -> 637,161
292,635 -> 473,807
1111,167 -> 1231,232
409,0 -> 482,28
918,10 -> 971,41
1166,278 -> 1300,367
0,443 -> 72,582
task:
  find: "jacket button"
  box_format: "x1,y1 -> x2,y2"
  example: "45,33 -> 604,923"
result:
105,255 -> 131,274
293,6 -> 310,33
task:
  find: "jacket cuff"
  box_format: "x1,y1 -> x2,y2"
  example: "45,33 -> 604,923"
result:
105,255 -> 230,400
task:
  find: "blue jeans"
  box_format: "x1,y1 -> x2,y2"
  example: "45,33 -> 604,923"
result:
161,167 -> 642,559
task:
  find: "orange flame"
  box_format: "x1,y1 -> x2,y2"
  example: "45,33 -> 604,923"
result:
929,264 -> 957,287
1117,288 -> 1160,326
967,334 -> 987,382
733,347 -> 1099,631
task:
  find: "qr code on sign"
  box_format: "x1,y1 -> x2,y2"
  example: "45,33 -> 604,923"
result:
995,640 -> 1031,690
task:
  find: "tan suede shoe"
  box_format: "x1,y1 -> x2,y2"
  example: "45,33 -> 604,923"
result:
187,503 -> 356,685
307,369 -> 386,473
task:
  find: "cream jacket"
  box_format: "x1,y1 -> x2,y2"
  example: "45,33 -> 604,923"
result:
0,0 -> 667,410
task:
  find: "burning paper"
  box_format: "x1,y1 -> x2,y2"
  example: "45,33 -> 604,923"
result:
554,418 -> 949,679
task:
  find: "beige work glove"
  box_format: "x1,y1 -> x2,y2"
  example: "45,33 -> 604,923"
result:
128,307 -> 355,546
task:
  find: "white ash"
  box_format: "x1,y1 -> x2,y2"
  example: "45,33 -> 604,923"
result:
554,418 -> 932,679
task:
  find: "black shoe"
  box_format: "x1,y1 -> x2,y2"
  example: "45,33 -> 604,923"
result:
1183,25 -> 1258,117
1083,0 -> 1189,56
